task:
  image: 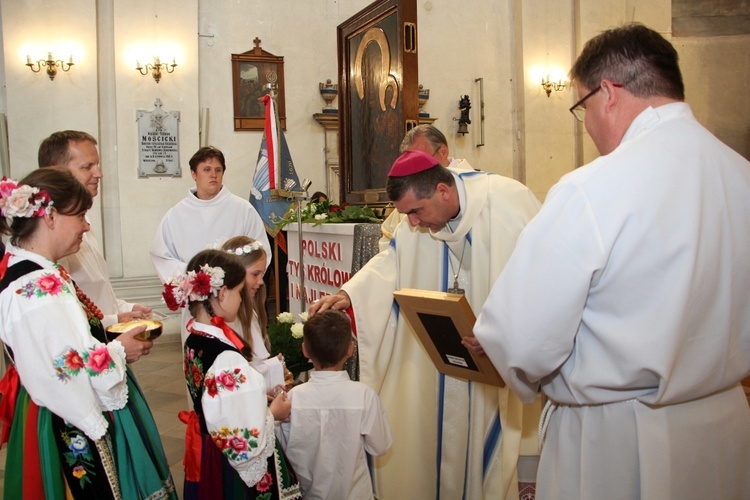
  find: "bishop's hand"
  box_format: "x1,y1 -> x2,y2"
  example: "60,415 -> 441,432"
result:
308,290 -> 351,317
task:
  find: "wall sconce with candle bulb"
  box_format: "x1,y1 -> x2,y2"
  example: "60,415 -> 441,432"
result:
26,53 -> 74,81
541,74 -> 567,97
136,56 -> 177,83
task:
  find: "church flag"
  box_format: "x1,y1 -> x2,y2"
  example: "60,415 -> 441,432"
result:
250,94 -> 300,237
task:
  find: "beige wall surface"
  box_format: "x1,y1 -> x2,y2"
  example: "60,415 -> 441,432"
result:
0,0 -> 747,280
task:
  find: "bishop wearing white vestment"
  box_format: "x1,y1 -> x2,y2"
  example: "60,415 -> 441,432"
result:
331,154 -> 541,499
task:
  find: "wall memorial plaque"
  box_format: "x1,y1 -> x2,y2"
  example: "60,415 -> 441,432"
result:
136,98 -> 181,178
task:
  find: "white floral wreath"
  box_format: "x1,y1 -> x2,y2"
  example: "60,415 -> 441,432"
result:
225,240 -> 263,256
0,177 -> 54,221
162,264 -> 225,310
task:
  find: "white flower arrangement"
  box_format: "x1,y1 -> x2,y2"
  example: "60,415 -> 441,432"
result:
277,312 -> 295,324
268,311 -> 311,377
290,323 -> 304,339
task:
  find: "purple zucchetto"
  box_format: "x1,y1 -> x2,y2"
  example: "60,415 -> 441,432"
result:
387,150 -> 440,177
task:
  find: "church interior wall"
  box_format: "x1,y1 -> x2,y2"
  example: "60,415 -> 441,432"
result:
0,0 -> 747,281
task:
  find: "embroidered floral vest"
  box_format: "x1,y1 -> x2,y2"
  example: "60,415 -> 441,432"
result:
184,332 -> 241,433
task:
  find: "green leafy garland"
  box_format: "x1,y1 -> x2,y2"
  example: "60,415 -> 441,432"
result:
275,200 -> 382,230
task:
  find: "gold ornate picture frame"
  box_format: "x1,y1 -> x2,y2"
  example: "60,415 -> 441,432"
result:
393,289 -> 505,387
337,0 -> 418,206
232,39 -> 286,131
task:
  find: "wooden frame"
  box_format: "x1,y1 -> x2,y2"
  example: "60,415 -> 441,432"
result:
232,39 -> 286,131
337,0 -> 418,206
393,289 -> 505,387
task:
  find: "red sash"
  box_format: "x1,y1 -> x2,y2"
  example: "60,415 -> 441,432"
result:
0,364 -> 19,448
178,410 -> 202,482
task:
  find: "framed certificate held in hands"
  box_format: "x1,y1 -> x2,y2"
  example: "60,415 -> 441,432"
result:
393,289 -> 504,387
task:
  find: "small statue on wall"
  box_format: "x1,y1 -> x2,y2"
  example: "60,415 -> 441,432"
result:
458,95 -> 471,135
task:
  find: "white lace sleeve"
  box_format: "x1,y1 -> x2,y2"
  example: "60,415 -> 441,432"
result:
201,350 -> 276,487
91,339 -> 128,411
236,411 -> 276,487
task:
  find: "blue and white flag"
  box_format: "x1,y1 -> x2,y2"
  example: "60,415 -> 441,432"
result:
250,94 -> 300,237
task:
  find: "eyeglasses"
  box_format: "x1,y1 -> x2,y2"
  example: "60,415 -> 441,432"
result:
569,83 -> 623,122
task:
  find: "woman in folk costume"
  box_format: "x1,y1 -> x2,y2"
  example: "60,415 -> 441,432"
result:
167,249 -> 300,499
221,236 -> 293,391
0,169 -> 175,499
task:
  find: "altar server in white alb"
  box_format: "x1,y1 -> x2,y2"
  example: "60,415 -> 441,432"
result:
310,149 -> 542,499
150,146 -> 271,343
471,23 -> 750,499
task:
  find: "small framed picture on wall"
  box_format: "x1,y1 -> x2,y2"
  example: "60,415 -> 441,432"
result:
231,38 -> 286,131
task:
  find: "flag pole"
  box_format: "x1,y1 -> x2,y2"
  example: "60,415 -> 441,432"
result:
273,236 -> 281,317
267,82 -> 311,313
267,83 -> 283,315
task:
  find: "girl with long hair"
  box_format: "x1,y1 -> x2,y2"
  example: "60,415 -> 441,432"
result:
166,249 -> 300,499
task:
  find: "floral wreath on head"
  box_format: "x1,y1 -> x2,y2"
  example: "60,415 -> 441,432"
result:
162,264 -> 225,311
225,240 -> 263,257
0,177 -> 53,221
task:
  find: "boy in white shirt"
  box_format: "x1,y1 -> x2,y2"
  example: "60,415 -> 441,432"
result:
277,310 -> 392,499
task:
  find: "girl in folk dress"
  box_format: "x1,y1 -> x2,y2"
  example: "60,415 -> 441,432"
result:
221,236 -> 271,360
166,249 -> 300,499
221,236 -> 292,390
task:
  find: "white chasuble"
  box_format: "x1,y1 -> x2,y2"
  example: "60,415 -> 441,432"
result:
342,169 -> 541,500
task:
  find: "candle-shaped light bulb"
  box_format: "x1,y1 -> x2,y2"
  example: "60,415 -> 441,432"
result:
47,52 -> 54,62
136,59 -> 141,69
68,55 -> 73,64
154,56 -> 160,66
26,55 -> 32,65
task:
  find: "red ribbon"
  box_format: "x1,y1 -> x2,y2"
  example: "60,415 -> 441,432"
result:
276,231 -> 288,254
210,316 -> 246,352
178,410 -> 202,482
344,305 -> 357,338
0,364 -> 19,449
0,251 -> 9,278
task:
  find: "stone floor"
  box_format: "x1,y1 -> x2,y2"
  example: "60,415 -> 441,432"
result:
130,334 -> 188,497
0,333 -> 188,498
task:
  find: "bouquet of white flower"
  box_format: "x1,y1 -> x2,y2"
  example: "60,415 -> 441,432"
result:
267,311 -> 311,379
